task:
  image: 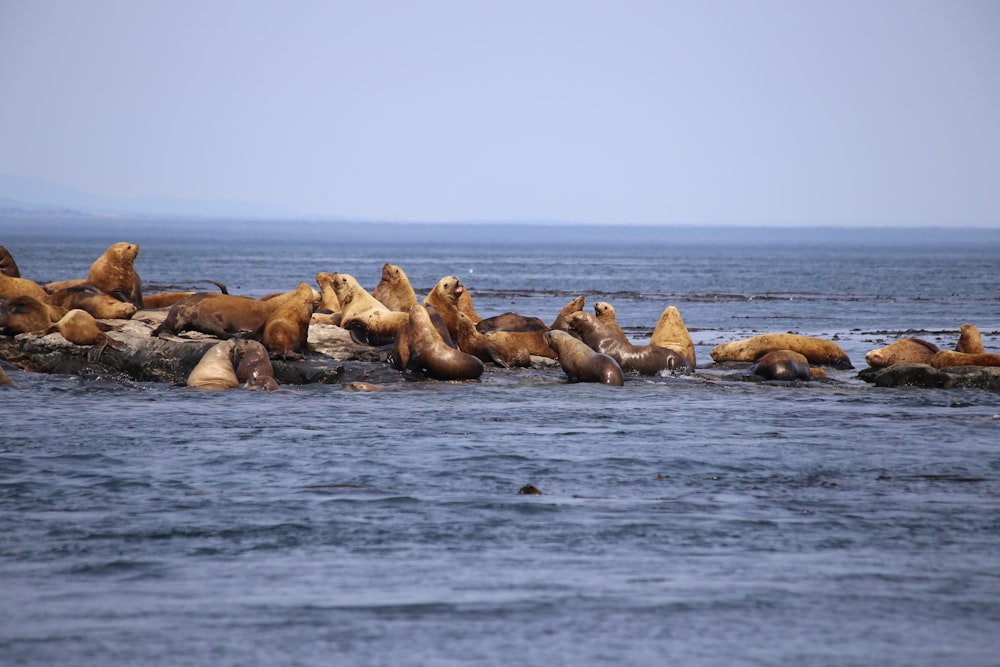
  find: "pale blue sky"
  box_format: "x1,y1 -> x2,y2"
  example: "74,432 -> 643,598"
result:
1,1 -> 998,226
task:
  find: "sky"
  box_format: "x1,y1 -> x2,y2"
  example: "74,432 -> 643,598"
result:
1,0 -> 998,227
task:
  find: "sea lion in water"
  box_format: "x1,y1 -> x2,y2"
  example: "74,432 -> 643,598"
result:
43,309 -> 123,362
710,333 -> 853,369
331,272 -> 410,346
187,339 -> 241,390
372,263 -> 418,312
45,284 -> 138,320
0,295 -> 68,335
745,349 -> 814,381
0,245 -> 20,278
566,311 -> 689,375
86,242 -> 142,307
649,305 -> 697,367
545,329 -> 624,386
403,304 -> 484,380
234,340 -> 279,391
258,282 -> 315,359
956,323 -> 984,354
865,338 -> 939,368
343,381 -> 385,392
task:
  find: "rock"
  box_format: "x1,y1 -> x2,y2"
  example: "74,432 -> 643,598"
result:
859,363 -> 1000,390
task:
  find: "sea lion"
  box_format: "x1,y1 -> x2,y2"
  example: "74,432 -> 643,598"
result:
234,340 -> 279,391
343,381 -> 384,391
649,305 -> 697,367
43,309 -> 123,362
390,304 -> 455,371
151,287 -> 301,339
956,323 -> 984,354
0,245 -> 20,278
865,338 -> 939,368
258,282 -> 314,359
331,272 -> 410,346
143,281 -> 228,309
745,349 -> 813,381
314,272 -> 342,313
930,350 -> 1000,368
0,272 -> 49,302
186,339 -> 240,390
454,311 -> 530,367
710,333 -> 853,369
0,365 -> 15,387
476,312 -> 548,333
593,302 -> 628,342
372,263 -> 417,312
0,295 -> 68,335
566,311 -> 689,375
549,295 -> 585,330
545,329 -> 624,386
403,304 -> 484,380
423,275 -> 468,339
86,242 -> 142,307
45,284 -> 138,320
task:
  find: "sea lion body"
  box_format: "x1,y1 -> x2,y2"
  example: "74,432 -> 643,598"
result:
593,302 -> 628,342
711,333 -> 853,369
545,329 -> 624,386
0,245 -> 20,278
0,273 -> 48,302
314,272 -> 342,313
475,312 -> 547,333
746,349 -> 813,381
152,292 -> 288,339
455,312 -> 530,367
44,309 -> 122,362
956,324 -> 984,354
931,351 -> 1000,368
423,275 -> 468,339
186,339 -> 240,390
404,304 -> 484,380
0,365 -> 15,387
45,284 -> 138,320
331,273 -> 409,346
549,295 -> 585,330
0,296 -> 68,335
259,282 -> 314,359
372,263 -> 417,312
567,311 -> 689,375
234,340 -> 279,390
87,242 -> 142,307
649,305 -> 697,366
865,338 -> 939,368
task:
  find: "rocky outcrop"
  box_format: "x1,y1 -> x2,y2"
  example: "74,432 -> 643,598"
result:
858,363 -> 1000,390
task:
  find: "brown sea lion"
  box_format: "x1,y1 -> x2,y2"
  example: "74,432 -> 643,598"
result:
476,312 -> 548,333
423,275 -> 468,339
331,272 -> 410,346
0,272 -> 49,302
956,323 -> 984,354
0,295 -> 68,335
343,381 -> 385,392
865,338 -> 939,368
151,287 -> 302,339
710,333 -> 853,369
930,350 -> 1000,368
186,339 -> 240,390
0,245 -> 20,278
43,309 -> 123,362
593,302 -> 628,342
403,304 -> 484,380
545,329 -> 624,386
45,284 -> 138,320
143,282 -> 228,309
549,295 -> 585,330
745,350 -> 814,381
649,305 -> 697,367
566,311 -> 690,375
372,263 -> 417,312
454,312 -> 531,367
258,282 -> 315,359
0,365 -> 15,387
86,242 -> 142,307
234,340 -> 279,391
390,304 -> 456,371
314,272 -> 342,313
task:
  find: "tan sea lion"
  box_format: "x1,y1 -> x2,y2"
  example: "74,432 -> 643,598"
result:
549,295 -> 585,330
745,349 -> 814,381
86,242 -> 142,307
234,340 -> 279,391
390,304 -> 455,371
930,350 -> 1000,368
956,324 -> 984,354
45,284 -> 138,320
331,272 -> 410,346
186,339 -> 240,390
454,311 -> 531,368
403,304 -> 484,380
0,295 -> 68,335
566,311 -> 689,375
143,281 -> 228,309
649,305 -> 697,367
0,245 -> 20,278
258,282 -> 314,359
314,272 -> 342,313
593,302 -> 628,342
865,338 -> 939,368
423,275 -> 467,339
151,287 -> 302,339
710,333 -> 853,369
0,272 -> 49,301
43,309 -> 123,362
372,263 -> 417,312
545,329 -> 624,386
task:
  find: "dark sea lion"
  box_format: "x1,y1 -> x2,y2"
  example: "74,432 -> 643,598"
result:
186,339 -> 240,390
234,339 -> 279,391
455,311 -> 530,367
258,282 -> 315,359
43,309 -> 123,362
404,304 -> 484,380
372,263 -> 418,312
956,323 -> 984,354
710,333 -> 853,369
86,242 -> 143,307
545,329 -> 624,386
45,284 -> 138,320
566,311 -> 689,375
0,245 -> 20,278
0,295 -> 68,335
745,349 -> 813,381
865,338 -> 939,368
331,272 -> 409,346
649,305 -> 697,366
0,272 -> 49,301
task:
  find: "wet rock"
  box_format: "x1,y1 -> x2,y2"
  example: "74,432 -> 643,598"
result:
859,363 -> 1000,390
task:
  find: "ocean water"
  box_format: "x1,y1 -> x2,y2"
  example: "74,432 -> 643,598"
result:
2,217 -> 1000,666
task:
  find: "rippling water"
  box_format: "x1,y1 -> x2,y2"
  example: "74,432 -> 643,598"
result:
2,218 -> 1000,666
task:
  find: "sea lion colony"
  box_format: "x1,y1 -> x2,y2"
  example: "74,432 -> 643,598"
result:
1,241 -> 996,389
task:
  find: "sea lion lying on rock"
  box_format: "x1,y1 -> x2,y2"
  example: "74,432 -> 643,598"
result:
0,295 -> 68,335
711,333 -> 852,369
45,284 -> 138,320
331,272 -> 409,346
43,309 -> 124,363
545,329 -> 624,386
0,272 -> 49,302
865,338 -> 939,368
930,350 -> 1000,368
151,286 -> 304,339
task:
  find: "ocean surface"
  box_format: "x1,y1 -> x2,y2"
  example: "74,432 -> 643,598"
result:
2,217 -> 1000,666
